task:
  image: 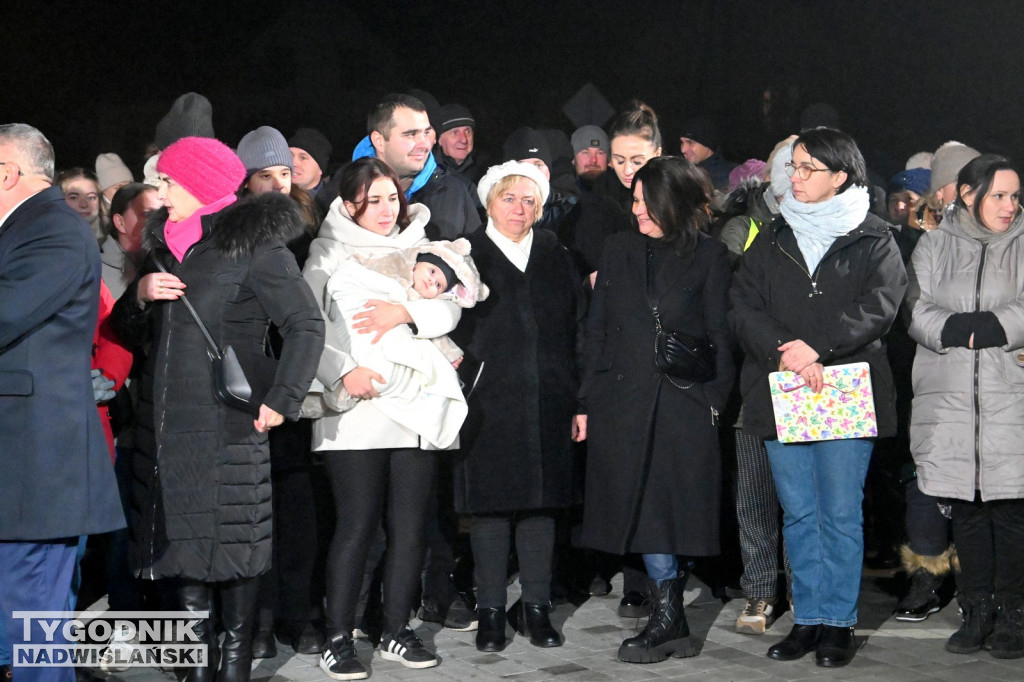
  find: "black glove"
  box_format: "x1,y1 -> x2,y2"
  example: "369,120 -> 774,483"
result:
971,311 -> 1008,349
940,312 -> 974,348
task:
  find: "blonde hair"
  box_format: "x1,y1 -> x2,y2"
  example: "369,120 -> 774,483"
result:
486,174 -> 545,223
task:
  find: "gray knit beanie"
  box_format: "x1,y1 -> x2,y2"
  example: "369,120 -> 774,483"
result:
154,92 -> 215,149
237,126 -> 293,177
930,141 -> 980,193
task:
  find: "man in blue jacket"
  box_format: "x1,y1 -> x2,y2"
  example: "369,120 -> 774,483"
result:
0,123 -> 124,682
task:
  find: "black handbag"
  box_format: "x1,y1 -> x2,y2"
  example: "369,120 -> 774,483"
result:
645,244 -> 717,386
155,261 -> 276,416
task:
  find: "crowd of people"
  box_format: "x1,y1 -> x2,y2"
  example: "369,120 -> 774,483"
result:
2,85 -> 1024,682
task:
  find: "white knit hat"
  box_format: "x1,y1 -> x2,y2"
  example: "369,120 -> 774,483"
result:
476,160 -> 550,207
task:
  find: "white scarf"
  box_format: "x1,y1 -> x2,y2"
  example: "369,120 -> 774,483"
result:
780,185 -> 870,272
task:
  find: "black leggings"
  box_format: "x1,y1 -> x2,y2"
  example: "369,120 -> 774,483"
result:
950,493 -> 1024,599
322,448 -> 436,636
471,511 -> 555,609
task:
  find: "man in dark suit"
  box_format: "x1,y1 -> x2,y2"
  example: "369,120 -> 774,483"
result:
0,123 -> 124,682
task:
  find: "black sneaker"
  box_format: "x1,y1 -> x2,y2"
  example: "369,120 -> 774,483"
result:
378,626 -> 440,669
444,591 -> 479,631
320,634 -> 368,680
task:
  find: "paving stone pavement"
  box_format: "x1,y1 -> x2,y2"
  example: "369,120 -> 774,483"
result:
89,571 -> 1024,682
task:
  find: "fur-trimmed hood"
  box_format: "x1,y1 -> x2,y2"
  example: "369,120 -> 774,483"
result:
351,238 -> 490,308
143,192 -> 306,259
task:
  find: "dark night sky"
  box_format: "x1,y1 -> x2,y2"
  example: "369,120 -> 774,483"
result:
5,1 -> 1023,180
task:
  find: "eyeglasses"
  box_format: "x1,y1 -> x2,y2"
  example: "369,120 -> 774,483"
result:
785,162 -> 831,181
0,161 -> 24,177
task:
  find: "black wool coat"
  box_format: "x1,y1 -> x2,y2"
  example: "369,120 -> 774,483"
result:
112,193 -> 325,582
728,213 -> 907,439
579,231 -> 735,557
451,228 -> 583,514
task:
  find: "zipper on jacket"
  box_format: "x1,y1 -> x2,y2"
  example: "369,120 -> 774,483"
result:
777,242 -> 822,296
972,244 -> 987,492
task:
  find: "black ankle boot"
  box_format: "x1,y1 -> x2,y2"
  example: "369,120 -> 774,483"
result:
179,582 -> 219,682
475,607 -> 507,652
946,594 -> 996,654
767,623 -> 822,661
509,601 -> 561,647
990,595 -> 1024,659
815,625 -> 855,667
218,577 -> 260,682
618,575 -> 695,663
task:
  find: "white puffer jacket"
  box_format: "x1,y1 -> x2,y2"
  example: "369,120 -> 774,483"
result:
303,197 -> 461,451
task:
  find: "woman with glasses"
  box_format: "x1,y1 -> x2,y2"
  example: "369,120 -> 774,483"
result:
729,128 -> 907,667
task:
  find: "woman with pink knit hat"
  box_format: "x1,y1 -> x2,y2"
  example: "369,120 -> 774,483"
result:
111,136 -> 325,682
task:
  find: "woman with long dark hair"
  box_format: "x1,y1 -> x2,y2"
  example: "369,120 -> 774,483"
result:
577,155 -> 734,663
304,157 -> 458,679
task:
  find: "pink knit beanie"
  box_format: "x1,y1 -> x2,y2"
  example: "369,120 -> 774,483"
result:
157,137 -> 245,205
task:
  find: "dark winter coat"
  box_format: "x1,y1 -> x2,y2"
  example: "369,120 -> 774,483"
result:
698,153 -> 738,193
414,166 -> 483,241
112,193 -> 324,581
573,169 -> 633,274
579,231 -> 735,556
728,212 -> 907,439
0,186 -> 124,540
451,228 -> 583,514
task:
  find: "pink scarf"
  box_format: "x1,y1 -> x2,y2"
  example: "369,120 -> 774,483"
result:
164,193 -> 237,262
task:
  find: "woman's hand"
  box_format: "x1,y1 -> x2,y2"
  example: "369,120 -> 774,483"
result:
254,404 -> 284,433
136,272 -> 186,306
352,299 -> 414,344
572,414 -> 587,442
798,362 -> 826,394
778,339 -> 820,374
342,366 -> 385,399
588,271 -> 598,289
452,355 -> 464,370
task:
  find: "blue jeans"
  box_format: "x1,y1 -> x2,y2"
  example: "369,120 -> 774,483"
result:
642,554 -> 678,583
764,438 -> 873,627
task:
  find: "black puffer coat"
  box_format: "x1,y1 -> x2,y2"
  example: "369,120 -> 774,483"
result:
450,229 -> 583,514
728,213 -> 907,439
112,193 -> 325,581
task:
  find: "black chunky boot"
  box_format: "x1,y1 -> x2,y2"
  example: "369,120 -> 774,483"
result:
990,595 -> 1024,659
946,594 -> 996,654
218,577 -> 260,682
179,581 -> 219,682
618,575 -> 696,663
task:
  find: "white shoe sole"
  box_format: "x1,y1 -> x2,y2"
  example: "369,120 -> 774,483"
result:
319,655 -> 369,680
378,649 -> 440,669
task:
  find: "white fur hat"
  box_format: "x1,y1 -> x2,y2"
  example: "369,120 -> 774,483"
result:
477,160 -> 550,207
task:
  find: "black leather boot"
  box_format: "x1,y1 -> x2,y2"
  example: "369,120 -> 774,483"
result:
618,575 -> 696,663
179,581 -> 219,682
218,577 -> 260,682
475,607 -> 507,652
250,606 -> 277,660
767,623 -> 822,661
815,625 -> 856,667
508,600 -> 561,647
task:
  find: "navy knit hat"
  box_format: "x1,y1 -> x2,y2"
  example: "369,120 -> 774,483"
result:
415,252 -> 459,292
680,117 -> 719,151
